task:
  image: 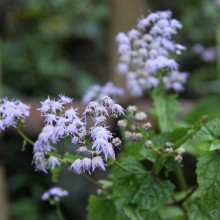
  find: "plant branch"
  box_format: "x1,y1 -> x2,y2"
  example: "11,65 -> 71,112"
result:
55,203 -> 65,220
167,185 -> 198,206
17,128 -> 34,145
83,173 -> 103,189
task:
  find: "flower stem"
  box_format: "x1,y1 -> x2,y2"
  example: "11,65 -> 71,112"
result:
114,160 -> 150,175
55,203 -> 65,220
167,185 -> 197,206
83,173 -> 103,189
16,128 -> 34,145
175,164 -> 188,190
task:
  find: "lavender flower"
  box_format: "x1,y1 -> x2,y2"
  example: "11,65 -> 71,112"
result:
69,159 -> 83,174
92,156 -> 105,172
82,82 -> 124,104
47,156 -> 60,169
33,95 -> 124,175
42,187 -> 69,204
116,10 -> 188,96
0,98 -> 30,131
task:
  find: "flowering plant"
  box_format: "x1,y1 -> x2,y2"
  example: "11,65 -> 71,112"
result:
1,10 -> 220,220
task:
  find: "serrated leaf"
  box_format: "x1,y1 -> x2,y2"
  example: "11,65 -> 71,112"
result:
210,139 -> 220,151
150,127 -> 190,149
182,119 -> 220,155
159,206 -> 184,220
124,205 -> 162,220
118,139 -> 146,161
110,158 -> 146,220
152,93 -> 179,132
132,176 -> 175,210
124,205 -> 144,220
187,198 -> 212,220
87,195 -> 119,220
196,152 -> 220,219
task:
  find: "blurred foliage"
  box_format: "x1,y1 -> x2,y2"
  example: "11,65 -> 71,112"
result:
0,0 -> 109,98
148,0 -> 220,98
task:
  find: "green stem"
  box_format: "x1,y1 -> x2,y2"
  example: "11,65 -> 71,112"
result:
83,173 -> 103,189
55,203 -> 65,220
175,164 -> 188,190
167,185 -> 197,206
61,141 -> 65,158
175,128 -> 196,147
114,160 -> 150,175
17,128 -> 34,145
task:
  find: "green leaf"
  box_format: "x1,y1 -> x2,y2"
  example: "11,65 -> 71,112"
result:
182,118 -> 220,155
187,198 -> 212,220
50,164 -> 64,183
63,152 -> 77,163
196,152 -> 220,219
184,96 -> 220,124
87,195 -> 119,220
159,206 -> 185,220
152,93 -> 179,132
124,205 -> 144,220
210,139 -> 220,151
110,158 -> 146,219
118,139 -> 146,161
98,180 -> 113,190
132,176 -> 175,211
124,205 -> 162,220
105,157 -> 115,167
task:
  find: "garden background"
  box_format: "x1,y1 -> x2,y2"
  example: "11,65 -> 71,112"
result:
0,0 -> 220,219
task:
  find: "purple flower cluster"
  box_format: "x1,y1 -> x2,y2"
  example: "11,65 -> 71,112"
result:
0,98 -> 30,131
68,96 -> 125,174
41,187 -> 69,204
82,82 -> 124,104
33,95 -> 125,175
116,10 -> 188,96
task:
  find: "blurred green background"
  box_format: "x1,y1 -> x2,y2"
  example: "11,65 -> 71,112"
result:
1,0 -> 220,219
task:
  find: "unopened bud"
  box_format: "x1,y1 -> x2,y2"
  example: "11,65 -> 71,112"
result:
127,105 -> 137,114
125,131 -> 132,140
145,140 -> 152,148
118,119 -> 128,128
165,147 -> 173,154
132,133 -> 142,141
135,112 -> 147,121
112,137 -> 122,147
142,122 -> 152,131
175,155 -> 183,163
